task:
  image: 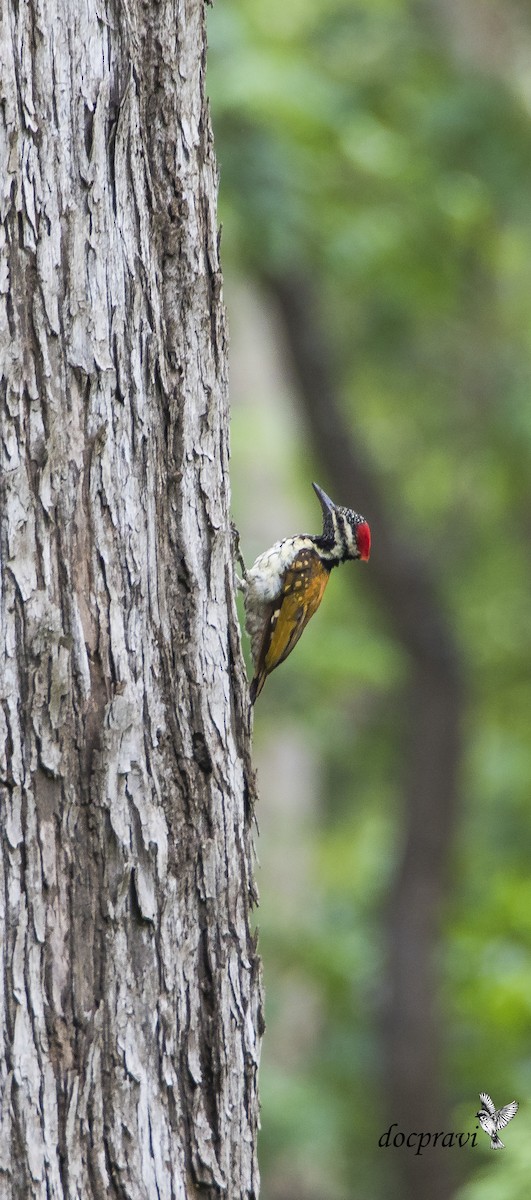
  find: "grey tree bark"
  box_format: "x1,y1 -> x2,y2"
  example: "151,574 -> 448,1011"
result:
0,3 -> 261,1198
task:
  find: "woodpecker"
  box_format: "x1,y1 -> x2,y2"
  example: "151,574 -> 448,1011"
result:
476,1093 -> 519,1149
241,481 -> 370,703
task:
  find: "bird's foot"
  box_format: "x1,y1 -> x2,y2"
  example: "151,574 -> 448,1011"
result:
231,521 -> 247,589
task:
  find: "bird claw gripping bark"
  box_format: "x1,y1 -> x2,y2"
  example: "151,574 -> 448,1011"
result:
231,521 -> 247,593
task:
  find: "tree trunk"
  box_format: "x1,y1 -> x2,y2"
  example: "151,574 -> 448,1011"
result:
0,3 -> 261,1198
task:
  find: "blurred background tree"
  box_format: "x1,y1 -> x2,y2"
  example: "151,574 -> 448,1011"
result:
207,1 -> 531,1197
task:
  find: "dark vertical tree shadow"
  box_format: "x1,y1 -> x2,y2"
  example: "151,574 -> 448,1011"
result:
268,268 -> 464,1200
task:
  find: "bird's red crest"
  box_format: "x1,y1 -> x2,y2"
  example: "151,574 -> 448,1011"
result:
357,521 -> 371,561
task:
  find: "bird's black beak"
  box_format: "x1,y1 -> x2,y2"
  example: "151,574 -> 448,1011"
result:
312,481 -> 336,517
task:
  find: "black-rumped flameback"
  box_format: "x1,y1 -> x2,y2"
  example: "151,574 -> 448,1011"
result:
242,482 -> 371,702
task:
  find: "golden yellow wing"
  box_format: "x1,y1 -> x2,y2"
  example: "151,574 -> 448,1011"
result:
250,551 -> 330,702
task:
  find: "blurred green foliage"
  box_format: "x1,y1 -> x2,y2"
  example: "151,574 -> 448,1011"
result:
208,1 -> 531,1196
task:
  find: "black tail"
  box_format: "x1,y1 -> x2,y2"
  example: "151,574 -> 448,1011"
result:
249,671 -> 266,704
